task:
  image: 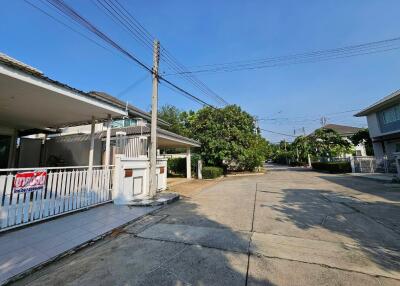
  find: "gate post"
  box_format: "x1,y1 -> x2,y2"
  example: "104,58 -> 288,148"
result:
112,154 -> 130,205
198,159 -> 203,180
350,156 -> 355,173
395,155 -> 400,178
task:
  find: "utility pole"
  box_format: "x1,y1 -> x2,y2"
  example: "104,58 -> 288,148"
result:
149,40 -> 160,197
320,116 -> 327,127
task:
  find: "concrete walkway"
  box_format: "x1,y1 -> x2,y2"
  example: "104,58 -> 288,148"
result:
11,167 -> 400,286
0,203 -> 160,284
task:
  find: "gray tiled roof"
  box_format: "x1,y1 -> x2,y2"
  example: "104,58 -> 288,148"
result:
99,125 -> 200,146
313,124 -> 362,136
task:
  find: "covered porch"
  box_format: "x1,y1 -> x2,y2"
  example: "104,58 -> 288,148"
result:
105,125 -> 201,179
0,55 -> 127,231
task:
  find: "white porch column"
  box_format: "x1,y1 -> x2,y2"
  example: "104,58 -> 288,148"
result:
105,114 -> 112,167
186,147 -> 191,179
88,116 -> 96,169
87,117 -> 96,192
197,159 -> 202,180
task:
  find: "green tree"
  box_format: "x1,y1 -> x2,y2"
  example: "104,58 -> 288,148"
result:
189,105 -> 269,170
310,128 -> 352,158
350,128 -> 374,156
158,105 -> 186,135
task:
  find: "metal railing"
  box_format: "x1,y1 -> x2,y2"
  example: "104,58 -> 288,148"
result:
352,156 -> 397,174
0,165 -> 114,232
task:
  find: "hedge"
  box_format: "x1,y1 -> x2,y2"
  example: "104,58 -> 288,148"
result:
167,155 -> 201,176
289,161 -> 307,167
167,158 -> 186,175
311,161 -> 351,173
202,166 -> 224,179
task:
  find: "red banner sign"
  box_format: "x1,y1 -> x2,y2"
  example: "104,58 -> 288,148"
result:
13,170 -> 47,194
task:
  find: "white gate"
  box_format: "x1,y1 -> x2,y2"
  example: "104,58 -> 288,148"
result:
0,165 -> 113,232
352,156 -> 397,173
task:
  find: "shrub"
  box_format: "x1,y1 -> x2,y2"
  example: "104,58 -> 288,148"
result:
289,161 -> 306,167
167,155 -> 202,177
167,158 -> 186,175
311,161 -> 351,173
202,166 -> 224,179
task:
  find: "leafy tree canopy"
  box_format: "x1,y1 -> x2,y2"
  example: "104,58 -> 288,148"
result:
158,104 -> 271,170
350,128 -> 374,156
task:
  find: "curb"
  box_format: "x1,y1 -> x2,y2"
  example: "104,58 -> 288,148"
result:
3,202 -> 174,285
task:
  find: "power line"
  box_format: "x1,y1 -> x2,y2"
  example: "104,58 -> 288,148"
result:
116,73 -> 149,97
258,108 -> 362,122
259,128 -> 297,138
25,0 -> 112,53
164,37 -> 400,75
25,0 -> 216,108
94,0 -> 228,106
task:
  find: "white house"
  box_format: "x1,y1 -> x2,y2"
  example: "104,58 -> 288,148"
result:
311,124 -> 366,157
0,52 -> 199,231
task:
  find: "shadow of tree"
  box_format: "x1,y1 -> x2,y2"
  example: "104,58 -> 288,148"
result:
10,198 -> 269,286
319,174 -> 400,203
260,185 -> 400,272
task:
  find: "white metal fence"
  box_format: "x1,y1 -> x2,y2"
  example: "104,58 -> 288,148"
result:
116,133 -> 148,158
352,156 -> 397,174
0,165 -> 113,232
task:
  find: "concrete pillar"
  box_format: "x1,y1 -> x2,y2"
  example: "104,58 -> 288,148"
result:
87,117 -> 95,190
197,159 -> 202,180
186,147 -> 191,179
105,114 -> 112,167
350,156 -> 355,173
88,116 -> 96,169
307,154 -> 312,168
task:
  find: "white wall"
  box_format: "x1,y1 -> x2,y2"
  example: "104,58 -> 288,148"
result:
61,123 -> 105,135
45,135 -> 102,166
366,113 -> 381,138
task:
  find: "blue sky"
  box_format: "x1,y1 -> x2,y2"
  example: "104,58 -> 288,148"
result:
2,1 -> 400,142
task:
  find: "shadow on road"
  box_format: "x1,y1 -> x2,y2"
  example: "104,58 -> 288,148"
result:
265,186 -> 400,272
11,199 -> 269,286
319,175 -> 400,202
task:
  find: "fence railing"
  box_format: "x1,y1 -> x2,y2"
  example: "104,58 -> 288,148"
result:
0,165 -> 113,232
115,133 -> 148,158
352,156 -> 397,174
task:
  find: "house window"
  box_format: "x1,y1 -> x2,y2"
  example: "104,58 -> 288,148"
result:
111,118 -> 137,128
381,105 -> 400,124
395,143 -> 400,153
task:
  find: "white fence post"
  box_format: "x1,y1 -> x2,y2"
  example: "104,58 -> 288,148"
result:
198,159 -> 203,179
350,156 -> 355,173
395,155 -> 400,178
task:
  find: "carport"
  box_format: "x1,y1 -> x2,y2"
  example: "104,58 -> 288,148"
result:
0,53 -> 127,231
101,125 -> 201,179
0,53 -> 126,169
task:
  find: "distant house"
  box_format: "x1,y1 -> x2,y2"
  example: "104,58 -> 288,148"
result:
355,89 -> 400,159
312,124 -> 366,156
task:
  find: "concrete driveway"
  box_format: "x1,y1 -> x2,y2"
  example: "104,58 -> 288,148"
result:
12,166 -> 400,285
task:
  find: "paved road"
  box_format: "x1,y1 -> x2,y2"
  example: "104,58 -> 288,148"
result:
13,166 -> 400,285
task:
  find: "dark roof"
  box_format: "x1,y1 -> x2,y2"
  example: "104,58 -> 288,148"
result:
99,125 -> 201,146
314,124 -> 362,136
0,53 -> 168,127
88,91 -> 169,127
355,89 -> 400,117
